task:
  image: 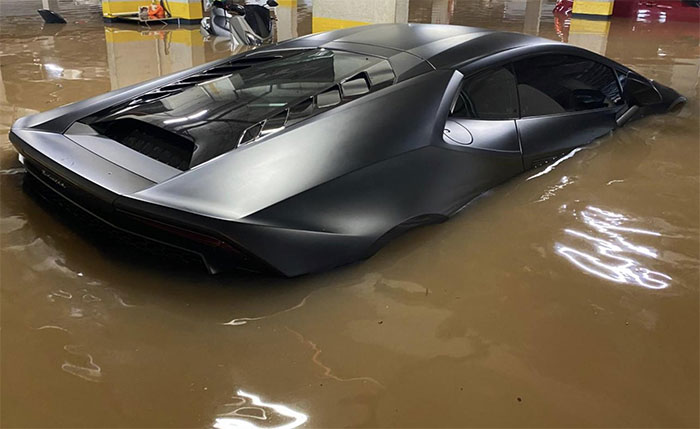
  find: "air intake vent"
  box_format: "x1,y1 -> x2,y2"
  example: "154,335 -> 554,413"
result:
233,61 -> 398,146
94,118 -> 195,170
340,73 -> 371,97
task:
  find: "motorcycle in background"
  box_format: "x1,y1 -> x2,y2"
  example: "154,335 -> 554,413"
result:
243,0 -> 278,40
200,0 -> 278,47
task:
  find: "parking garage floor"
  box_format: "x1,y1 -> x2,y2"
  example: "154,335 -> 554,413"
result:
1,0 -> 699,427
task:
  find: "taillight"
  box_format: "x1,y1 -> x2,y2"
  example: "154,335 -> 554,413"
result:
128,214 -> 238,253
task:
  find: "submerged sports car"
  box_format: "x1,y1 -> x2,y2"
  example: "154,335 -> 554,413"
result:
10,24 -> 684,276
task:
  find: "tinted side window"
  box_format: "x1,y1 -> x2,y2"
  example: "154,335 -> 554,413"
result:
513,55 -> 622,117
623,72 -> 662,106
451,66 -> 519,120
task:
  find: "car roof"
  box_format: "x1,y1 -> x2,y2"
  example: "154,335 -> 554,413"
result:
279,23 -> 553,70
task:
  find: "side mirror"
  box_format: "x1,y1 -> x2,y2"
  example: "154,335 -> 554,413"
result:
623,72 -> 662,106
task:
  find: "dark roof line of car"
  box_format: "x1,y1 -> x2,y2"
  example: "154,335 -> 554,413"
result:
279,23 -> 550,68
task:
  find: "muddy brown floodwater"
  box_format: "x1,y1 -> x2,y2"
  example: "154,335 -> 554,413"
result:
1,0 -> 698,427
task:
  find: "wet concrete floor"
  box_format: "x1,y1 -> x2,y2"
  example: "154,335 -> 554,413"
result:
1,0 -> 699,427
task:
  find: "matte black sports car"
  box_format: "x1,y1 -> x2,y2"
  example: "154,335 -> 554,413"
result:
10,24 -> 685,276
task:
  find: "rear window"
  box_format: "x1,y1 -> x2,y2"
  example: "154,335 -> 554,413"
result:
160,49 -> 385,126
451,66 -> 519,120
83,49 -> 394,169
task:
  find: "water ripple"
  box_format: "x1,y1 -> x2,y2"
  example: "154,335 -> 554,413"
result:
61,345 -> 102,382
214,390 -> 307,429
556,205 -> 672,289
222,296 -> 310,327
0,215 -> 26,234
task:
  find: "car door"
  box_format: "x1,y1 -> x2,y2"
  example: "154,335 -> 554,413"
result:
442,65 -> 524,200
512,54 -> 626,169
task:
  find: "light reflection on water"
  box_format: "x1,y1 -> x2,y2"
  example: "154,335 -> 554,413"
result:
214,390 -> 308,429
556,205 -> 672,289
222,295 -> 310,326
61,345 -> 103,383
527,147 -> 583,181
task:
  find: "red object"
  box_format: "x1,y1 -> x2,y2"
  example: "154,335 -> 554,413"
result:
614,0 -> 700,22
553,0 -> 699,22
148,4 -> 165,19
553,0 -> 573,15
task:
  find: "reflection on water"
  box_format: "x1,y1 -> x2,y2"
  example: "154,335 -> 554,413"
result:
6,238 -> 82,278
104,27 -> 239,89
0,0 -> 698,427
61,344 -> 103,382
556,205 -> 672,289
527,147 -> 584,181
214,391 -> 308,429
286,326 -> 385,387
534,175 -> 573,202
222,295 -> 310,326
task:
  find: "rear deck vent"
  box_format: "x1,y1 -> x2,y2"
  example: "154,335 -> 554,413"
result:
179,74 -> 221,85
158,83 -> 197,92
238,122 -> 264,146
286,97 -> 314,126
365,60 -> 395,88
233,55 -> 284,65
202,65 -> 248,75
128,54 -> 290,108
129,91 -> 178,105
260,110 -> 288,137
94,118 -> 195,170
340,73 -> 371,97
316,85 -> 341,108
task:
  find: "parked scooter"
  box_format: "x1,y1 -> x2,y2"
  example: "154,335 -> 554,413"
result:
200,0 -> 277,46
243,0 -> 278,40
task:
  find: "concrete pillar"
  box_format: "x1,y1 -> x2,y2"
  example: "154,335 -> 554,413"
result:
41,0 -> 60,10
395,0 -> 409,25
572,0 -> 615,18
503,0 -> 528,21
275,0 -> 298,42
312,0 -> 408,33
568,17 -> 610,55
523,0 -> 544,35
429,0 -> 451,24
0,64 -> 6,105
